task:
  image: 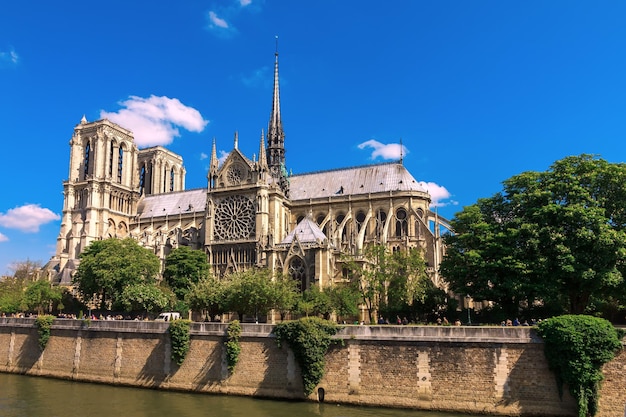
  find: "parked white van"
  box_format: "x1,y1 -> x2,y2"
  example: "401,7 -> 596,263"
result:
155,312 -> 181,322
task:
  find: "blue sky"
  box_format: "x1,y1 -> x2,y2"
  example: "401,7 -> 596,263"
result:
2,1 -> 626,275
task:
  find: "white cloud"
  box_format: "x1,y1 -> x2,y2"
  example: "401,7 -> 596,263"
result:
208,11 -> 229,29
100,95 -> 208,148
240,0 -> 252,7
0,48 -> 19,66
0,232 -> 8,242
418,181 -> 458,208
0,204 -> 60,233
358,139 -> 408,160
218,150 -> 230,165
200,152 -> 208,160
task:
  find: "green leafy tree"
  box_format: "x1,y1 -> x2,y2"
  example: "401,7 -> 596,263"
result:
271,273 -> 300,320
342,244 -> 430,322
441,155 -> 626,315
163,246 -> 209,300
326,283 -> 360,320
186,275 -> 226,320
223,268 -> 275,321
119,283 -> 169,315
74,238 -> 161,310
24,279 -> 63,315
299,286 -> 333,318
0,277 -> 27,314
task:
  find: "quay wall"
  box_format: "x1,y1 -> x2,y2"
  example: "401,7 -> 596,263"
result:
0,318 -> 624,417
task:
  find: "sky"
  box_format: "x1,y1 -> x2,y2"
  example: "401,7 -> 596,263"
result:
2,1 -> 626,275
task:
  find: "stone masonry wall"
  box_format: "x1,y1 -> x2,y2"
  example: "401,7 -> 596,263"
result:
0,318 -> 624,417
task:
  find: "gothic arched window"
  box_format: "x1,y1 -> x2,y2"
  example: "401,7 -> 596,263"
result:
139,165 -> 146,195
83,142 -> 91,179
170,168 -> 175,192
108,142 -> 114,177
375,209 -> 387,241
395,208 -> 408,237
117,147 -> 124,183
288,256 -> 307,291
356,210 -> 366,233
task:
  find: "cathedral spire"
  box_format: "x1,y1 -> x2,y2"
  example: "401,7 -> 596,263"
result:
267,36 -> 288,195
258,129 -> 268,171
209,137 -> 219,177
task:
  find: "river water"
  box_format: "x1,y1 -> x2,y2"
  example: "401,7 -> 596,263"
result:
0,373 -> 469,417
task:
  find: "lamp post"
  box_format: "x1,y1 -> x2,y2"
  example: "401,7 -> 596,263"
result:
465,295 -> 471,325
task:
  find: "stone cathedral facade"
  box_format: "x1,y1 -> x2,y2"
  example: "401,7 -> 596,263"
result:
48,51 -> 451,293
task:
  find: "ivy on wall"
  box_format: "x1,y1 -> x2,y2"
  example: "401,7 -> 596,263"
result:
537,315 -> 624,417
35,315 -> 55,351
169,319 -> 191,366
273,317 -> 339,396
225,320 -> 242,374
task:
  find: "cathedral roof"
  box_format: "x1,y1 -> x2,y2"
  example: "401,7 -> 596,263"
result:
279,216 -> 328,245
288,162 -> 428,201
137,188 -> 206,219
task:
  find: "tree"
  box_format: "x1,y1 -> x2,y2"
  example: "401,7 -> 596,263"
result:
186,275 -> 226,320
299,286 -> 333,318
0,277 -> 27,313
223,268 -> 275,321
24,279 -> 63,315
270,273 -> 300,320
74,238 -> 161,310
326,283 -> 360,321
441,155 -> 626,316
163,246 -> 209,300
9,259 -> 43,281
119,283 -> 169,315
342,244 -> 430,323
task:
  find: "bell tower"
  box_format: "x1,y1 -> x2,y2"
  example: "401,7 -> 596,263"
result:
55,117 -> 140,273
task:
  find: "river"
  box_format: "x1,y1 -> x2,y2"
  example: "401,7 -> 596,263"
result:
0,373 -> 469,417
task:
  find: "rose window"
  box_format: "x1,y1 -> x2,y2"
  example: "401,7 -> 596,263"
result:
214,195 -> 255,240
227,165 -> 243,185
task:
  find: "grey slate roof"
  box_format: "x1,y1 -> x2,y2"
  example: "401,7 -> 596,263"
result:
289,162 -> 428,201
137,188 -> 206,219
279,216 -> 328,245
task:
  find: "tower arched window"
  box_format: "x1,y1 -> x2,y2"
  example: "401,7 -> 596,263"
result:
108,142 -> 114,177
83,142 -> 91,179
139,165 -> 146,195
170,168 -> 175,192
117,147 -> 124,183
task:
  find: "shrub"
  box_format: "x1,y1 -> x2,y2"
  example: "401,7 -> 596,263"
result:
273,317 -> 339,395
225,320 -> 242,374
35,315 -> 55,351
169,319 -> 191,366
537,315 -> 623,417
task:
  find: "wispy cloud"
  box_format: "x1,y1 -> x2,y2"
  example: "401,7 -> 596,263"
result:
205,0 -> 258,37
218,150 -> 230,165
418,181 -> 458,208
100,95 -> 209,148
357,139 -> 408,160
0,47 -> 19,67
200,152 -> 209,160
0,204 -> 60,233
241,66 -> 271,88
0,232 -> 8,242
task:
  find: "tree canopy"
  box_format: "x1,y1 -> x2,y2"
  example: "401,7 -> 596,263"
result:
74,238 -> 161,310
441,155 -> 626,316
163,246 -> 210,300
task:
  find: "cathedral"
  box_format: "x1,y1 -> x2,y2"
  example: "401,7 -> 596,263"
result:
48,50 -> 450,293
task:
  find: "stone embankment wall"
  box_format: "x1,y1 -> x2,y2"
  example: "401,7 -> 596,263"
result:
0,318 -> 624,416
